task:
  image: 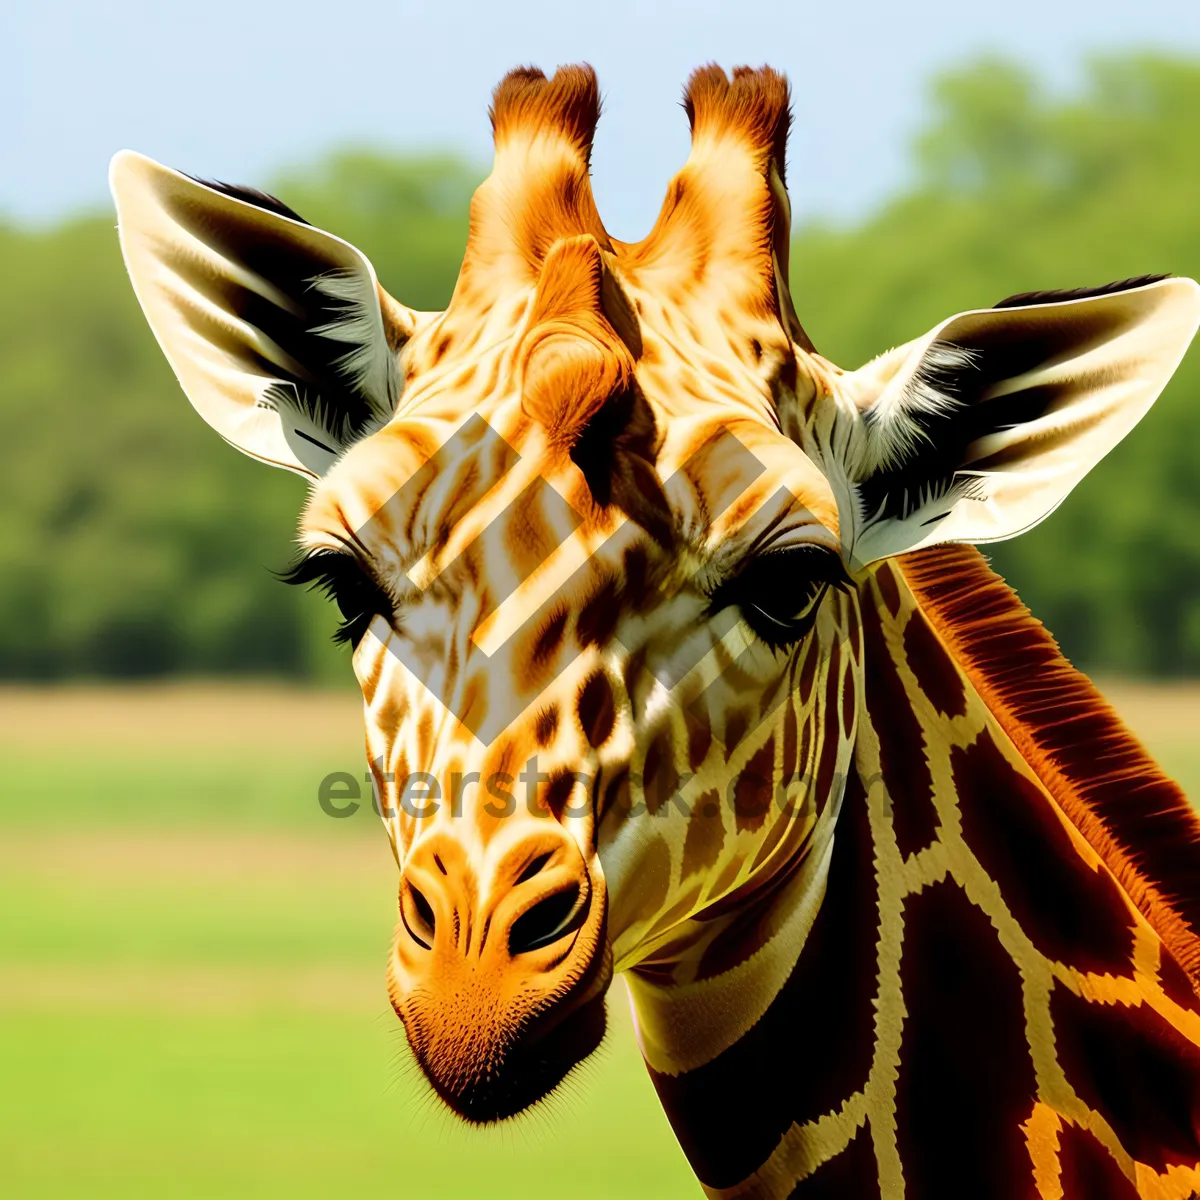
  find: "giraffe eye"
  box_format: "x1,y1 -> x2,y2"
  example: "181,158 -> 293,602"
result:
278,549 -> 393,647
710,545 -> 849,648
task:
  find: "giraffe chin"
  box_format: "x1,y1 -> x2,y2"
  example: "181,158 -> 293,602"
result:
398,938 -> 613,1124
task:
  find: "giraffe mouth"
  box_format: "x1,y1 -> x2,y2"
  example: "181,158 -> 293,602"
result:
432,982 -> 610,1124
397,916 -> 614,1124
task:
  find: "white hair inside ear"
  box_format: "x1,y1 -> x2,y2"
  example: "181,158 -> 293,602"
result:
826,276 -> 1200,567
842,340 -> 979,478
109,150 -> 417,479
308,269 -> 400,409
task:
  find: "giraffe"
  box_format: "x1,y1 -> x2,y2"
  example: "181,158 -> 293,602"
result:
109,62 -> 1200,1197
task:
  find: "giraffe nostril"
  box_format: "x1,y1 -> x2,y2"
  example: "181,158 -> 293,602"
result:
412,887 -> 436,931
401,884 -> 437,950
515,851 -> 554,885
509,884 -> 583,956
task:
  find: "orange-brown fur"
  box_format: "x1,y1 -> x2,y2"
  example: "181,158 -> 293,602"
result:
901,544 -> 1200,987
112,59 -> 1200,1199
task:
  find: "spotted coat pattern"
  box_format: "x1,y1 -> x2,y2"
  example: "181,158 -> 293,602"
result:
110,60 -> 1200,1198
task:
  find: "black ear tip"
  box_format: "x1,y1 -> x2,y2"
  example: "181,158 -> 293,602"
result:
992,274 -> 1171,310
183,173 -> 311,226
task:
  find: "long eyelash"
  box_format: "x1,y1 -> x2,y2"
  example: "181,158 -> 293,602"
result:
277,549 -> 392,645
708,546 -> 850,649
783,545 -> 852,593
709,546 -> 848,607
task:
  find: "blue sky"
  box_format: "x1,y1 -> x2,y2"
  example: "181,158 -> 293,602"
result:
6,0 -> 1200,238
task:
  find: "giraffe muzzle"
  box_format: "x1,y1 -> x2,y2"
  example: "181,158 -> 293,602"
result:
387,829 -> 612,1122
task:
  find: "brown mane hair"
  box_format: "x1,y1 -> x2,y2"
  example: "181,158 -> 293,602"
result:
899,542 -> 1200,987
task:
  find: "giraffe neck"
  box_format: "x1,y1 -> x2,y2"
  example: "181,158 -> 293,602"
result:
597,582 -> 861,979
631,545 -> 1200,1199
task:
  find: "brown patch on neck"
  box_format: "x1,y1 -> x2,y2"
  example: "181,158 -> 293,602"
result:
897,543 -> 1200,991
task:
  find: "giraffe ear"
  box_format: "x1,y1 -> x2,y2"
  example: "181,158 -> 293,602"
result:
838,275 -> 1200,565
110,150 -> 418,479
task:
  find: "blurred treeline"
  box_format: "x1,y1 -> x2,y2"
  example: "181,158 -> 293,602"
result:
2,54 -> 1200,681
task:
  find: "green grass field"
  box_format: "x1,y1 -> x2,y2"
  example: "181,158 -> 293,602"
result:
0,687 -> 694,1199
2,682 -> 1198,1198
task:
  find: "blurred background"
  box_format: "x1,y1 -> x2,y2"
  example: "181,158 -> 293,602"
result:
4,1 -> 1200,1196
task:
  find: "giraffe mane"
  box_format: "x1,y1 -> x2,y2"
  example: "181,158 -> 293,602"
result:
899,542 -> 1200,988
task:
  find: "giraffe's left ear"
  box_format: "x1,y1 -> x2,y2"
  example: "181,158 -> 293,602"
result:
835,276 -> 1200,565
110,150 -> 419,480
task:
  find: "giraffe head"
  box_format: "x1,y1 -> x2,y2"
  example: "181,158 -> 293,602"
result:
111,63 -> 1200,1123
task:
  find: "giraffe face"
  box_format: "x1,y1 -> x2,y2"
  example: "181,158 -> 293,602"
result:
113,58 -> 1200,1142
298,307 -> 855,1118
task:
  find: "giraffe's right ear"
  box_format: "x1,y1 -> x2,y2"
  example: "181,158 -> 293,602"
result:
110,150 -> 419,479
831,275 -> 1200,565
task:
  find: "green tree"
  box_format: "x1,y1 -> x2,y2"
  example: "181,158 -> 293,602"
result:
274,150 -> 480,308
3,57 -> 1200,679
793,54 -> 1200,674
0,154 -> 478,680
